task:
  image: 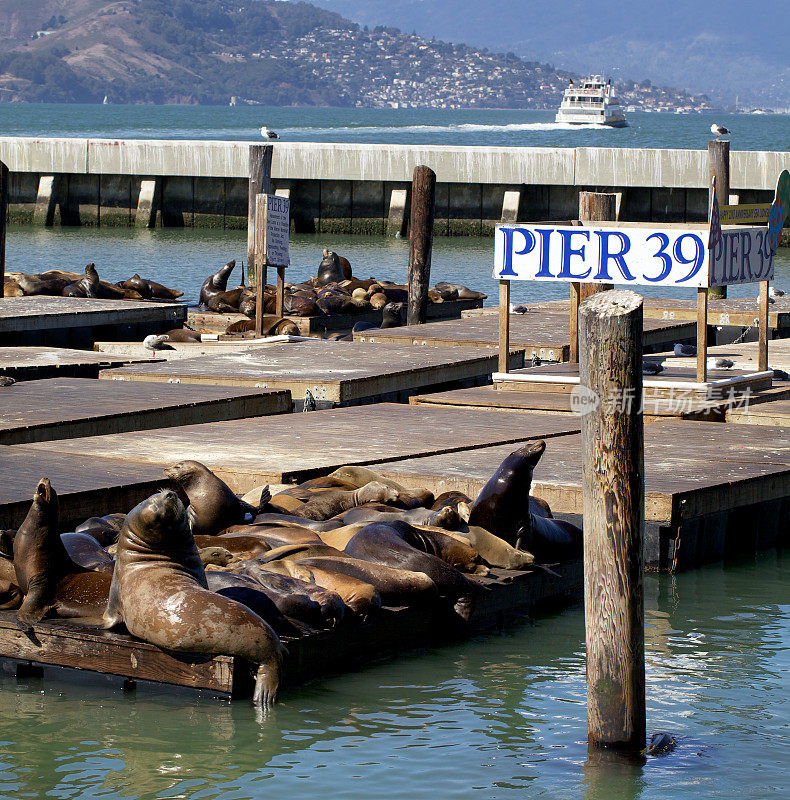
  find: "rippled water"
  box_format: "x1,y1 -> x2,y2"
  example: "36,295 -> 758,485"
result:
5,225 -> 790,308
0,551 -> 787,800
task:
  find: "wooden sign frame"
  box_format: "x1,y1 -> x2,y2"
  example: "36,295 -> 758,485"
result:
253,193 -> 290,336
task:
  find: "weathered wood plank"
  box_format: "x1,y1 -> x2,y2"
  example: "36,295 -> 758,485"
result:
355,313 -> 695,362
0,347 -> 164,381
651,337 -> 790,372
727,397 -> 790,426
15,404 -> 581,492
0,378 -> 291,445
98,341 -> 524,404
0,447 -> 169,529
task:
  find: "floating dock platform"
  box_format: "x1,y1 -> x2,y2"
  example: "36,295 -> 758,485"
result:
0,378 -> 291,445
97,340 -> 525,409
0,297 -> 187,348
0,346 -> 163,381
354,313 -> 696,362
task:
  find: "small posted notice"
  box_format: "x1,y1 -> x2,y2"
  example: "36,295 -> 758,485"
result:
264,194 -> 290,267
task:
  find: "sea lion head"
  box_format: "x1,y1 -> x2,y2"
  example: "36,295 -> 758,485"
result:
125,489 -> 187,550
213,260 -> 236,288
381,302 -> 404,328
163,460 -> 209,491
317,250 -> 345,286
26,478 -> 59,531
356,481 -> 400,506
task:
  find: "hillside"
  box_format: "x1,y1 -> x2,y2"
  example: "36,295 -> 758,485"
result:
308,0 -> 789,109
0,0 -> 712,109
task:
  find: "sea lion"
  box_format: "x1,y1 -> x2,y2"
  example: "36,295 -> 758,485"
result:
124,274 -> 183,300
434,282 -> 487,301
194,534 -> 272,559
284,292 -> 322,317
317,250 -> 346,286
343,520 -> 481,620
163,461 -> 263,536
467,441 -> 583,561
62,263 -> 101,298
163,328 -> 201,343
60,532 -> 115,574
293,482 -> 401,521
17,272 -> 73,296
75,514 -> 125,547
326,467 -> 433,509
432,491 -> 473,521
199,260 -> 236,307
207,287 -> 245,314
13,479 -> 111,625
338,504 -> 461,529
104,490 -> 285,706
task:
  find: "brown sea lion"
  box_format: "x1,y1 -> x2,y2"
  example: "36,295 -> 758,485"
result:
207,287 -> 245,314
467,440 -> 583,561
17,272 -> 73,296
60,532 -> 115,574
293,482 -> 401,521
74,514 -> 126,547
13,479 -> 111,626
63,263 -> 101,298
432,491 -> 473,520
284,292 -> 321,317
163,328 -> 202,343
317,250 -> 346,285
343,521 -> 481,621
199,260 -> 236,308
434,282 -> 487,301
338,504 -> 461,529
163,461 -> 263,536
104,489 -> 285,706
326,467 -> 432,509
124,274 -> 183,300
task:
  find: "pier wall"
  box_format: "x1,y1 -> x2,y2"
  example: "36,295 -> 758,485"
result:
1,137 -> 788,234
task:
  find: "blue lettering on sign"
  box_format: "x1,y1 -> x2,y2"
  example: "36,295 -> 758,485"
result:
594,231 -> 634,281
644,232 -> 673,282
740,230 -> 752,281
557,230 -> 591,279
498,227 -> 535,277
534,228 -> 555,278
672,233 -> 705,283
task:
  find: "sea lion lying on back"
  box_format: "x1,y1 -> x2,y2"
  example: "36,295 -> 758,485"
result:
163,461 -> 264,536
292,482 -> 401,521
467,440 -> 582,561
104,489 -> 285,706
199,260 -> 236,307
123,274 -> 183,300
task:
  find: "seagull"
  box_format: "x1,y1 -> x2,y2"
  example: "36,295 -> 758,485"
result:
260,126 -> 279,140
769,287 -> 785,299
674,343 -> 697,357
143,334 -> 172,351
530,355 -> 542,367
642,362 -> 664,375
772,368 -> 789,381
709,357 -> 734,369
509,303 -> 531,314
711,123 -> 731,139
0,376 -> 15,387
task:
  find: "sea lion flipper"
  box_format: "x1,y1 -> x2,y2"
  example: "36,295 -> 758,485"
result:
255,544 -> 311,564
101,569 -> 123,629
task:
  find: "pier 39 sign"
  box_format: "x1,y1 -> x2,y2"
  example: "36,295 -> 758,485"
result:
494,224 -> 774,288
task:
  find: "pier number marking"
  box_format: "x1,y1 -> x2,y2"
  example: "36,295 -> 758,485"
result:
494,224 -> 773,288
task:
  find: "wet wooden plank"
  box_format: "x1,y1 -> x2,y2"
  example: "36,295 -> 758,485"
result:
97,340 -> 524,404
0,296 -> 187,332
410,386 -> 728,421
359,422 -> 790,525
354,313 -> 696,362
188,297 -> 483,335
0,378 -> 291,445
463,296 -> 790,330
0,347 -> 164,381
0,447 -> 168,529
15,404 -> 581,492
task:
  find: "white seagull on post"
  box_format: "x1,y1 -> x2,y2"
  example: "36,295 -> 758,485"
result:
710,123 -> 731,140
260,126 -> 279,140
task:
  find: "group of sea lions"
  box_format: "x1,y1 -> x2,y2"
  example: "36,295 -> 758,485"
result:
4,263 -> 182,302
198,250 -> 486,332
0,441 -> 580,708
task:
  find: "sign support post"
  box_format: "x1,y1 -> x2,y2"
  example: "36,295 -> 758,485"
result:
569,283 -> 581,363
253,192 -> 290,337
758,282 -> 770,372
696,287 -> 708,383
498,279 -> 510,374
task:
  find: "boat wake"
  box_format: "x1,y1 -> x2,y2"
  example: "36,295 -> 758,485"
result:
277,121 -> 614,136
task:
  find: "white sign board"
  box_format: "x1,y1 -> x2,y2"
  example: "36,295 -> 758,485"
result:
494,225 -> 773,288
263,194 -> 290,267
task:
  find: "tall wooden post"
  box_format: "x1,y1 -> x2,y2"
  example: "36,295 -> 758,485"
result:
708,140 -> 729,300
254,194 -> 266,337
758,281 -> 769,372
570,192 -> 617,362
498,279 -> 510,374
696,287 -> 708,383
579,289 -> 646,753
0,160 -> 7,298
247,144 -> 273,287
407,165 -> 436,326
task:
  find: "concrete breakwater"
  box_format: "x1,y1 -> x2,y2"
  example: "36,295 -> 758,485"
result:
1,137 -> 789,235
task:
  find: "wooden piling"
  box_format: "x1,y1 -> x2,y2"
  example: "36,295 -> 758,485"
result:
579,289 -> 646,753
247,145 -> 273,287
708,140 -> 730,300
0,160 -> 7,298
407,166 -> 436,326
570,192 -> 616,362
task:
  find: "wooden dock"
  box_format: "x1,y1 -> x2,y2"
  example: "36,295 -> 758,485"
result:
651,338 -> 790,372
410,386 -> 729,421
0,347 -> 163,381
0,378 -> 291,445
14,403 -> 581,492
464,296 -> 790,334
0,296 -> 187,347
93,340 -> 305,361
0,446 -> 169,529
727,396 -> 790,426
0,559 -> 581,698
187,297 -> 483,336
353,313 -> 696,361
97,340 -> 525,408
352,420 -> 790,571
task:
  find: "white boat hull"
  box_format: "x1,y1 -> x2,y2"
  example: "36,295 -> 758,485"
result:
555,110 -> 628,127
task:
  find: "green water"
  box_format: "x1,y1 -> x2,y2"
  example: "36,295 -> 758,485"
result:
5,226 -> 790,308
0,551 -> 787,800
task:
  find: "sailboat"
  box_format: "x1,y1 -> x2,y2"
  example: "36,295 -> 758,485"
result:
102,95 -> 109,105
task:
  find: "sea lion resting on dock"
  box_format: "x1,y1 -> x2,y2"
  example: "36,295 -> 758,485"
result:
291,481 -> 401,521
103,489 -> 285,707
468,440 -> 583,562
13,479 -> 112,626
199,260 -> 236,307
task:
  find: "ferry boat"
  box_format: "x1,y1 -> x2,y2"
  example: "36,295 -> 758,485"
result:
555,76 -> 628,127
